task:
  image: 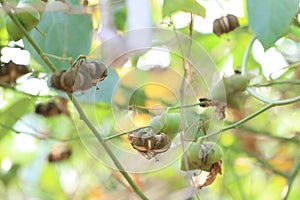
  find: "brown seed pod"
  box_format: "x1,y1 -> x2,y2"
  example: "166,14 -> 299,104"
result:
152,133 -> 171,153
59,68 -> 77,93
213,14 -> 240,36
0,61 -> 29,83
48,146 -> 72,162
88,61 -> 108,85
35,102 -> 61,117
50,70 -> 66,91
50,56 -> 107,93
129,129 -> 171,160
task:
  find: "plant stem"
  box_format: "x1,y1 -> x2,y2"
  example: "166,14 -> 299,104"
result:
1,5 -> 56,72
168,101 -> 209,111
104,101 -> 209,141
242,36 -> 300,105
282,154 -> 300,200
69,96 -> 149,200
1,1 -> 148,198
103,126 -> 152,141
43,53 -> 73,64
231,124 -> 300,144
203,90 -> 300,139
249,80 -> 300,87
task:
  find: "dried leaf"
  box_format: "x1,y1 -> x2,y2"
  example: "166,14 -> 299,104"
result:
193,160 -> 222,189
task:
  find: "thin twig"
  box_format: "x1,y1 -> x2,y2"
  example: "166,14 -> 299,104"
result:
201,93 -> 300,139
69,96 -> 149,199
282,154 -> 300,200
104,126 -> 152,141
249,80 -> 300,87
242,36 -> 300,105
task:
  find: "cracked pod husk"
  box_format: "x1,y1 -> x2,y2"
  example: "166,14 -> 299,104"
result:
129,130 -> 171,160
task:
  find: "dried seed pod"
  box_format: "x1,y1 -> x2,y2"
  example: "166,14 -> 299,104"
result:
50,70 -> 66,91
129,129 -> 171,159
88,61 -> 108,84
50,56 -> 107,93
213,14 -> 239,36
48,146 -> 72,162
130,130 -> 156,153
152,133 -> 171,153
0,60 -> 29,83
35,102 -> 62,117
73,67 -> 93,91
50,68 -> 92,93
181,142 -> 223,172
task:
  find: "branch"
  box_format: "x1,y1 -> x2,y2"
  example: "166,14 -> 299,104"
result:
69,96 -> 149,199
1,3 -> 56,72
0,1 -> 148,199
249,80 -> 300,87
282,154 -> 300,200
242,36 -> 300,105
202,93 -> 300,139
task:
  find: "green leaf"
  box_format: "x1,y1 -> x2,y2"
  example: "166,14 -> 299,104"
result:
163,0 -> 206,18
0,97 -> 34,140
24,10 -> 93,71
247,0 -> 300,50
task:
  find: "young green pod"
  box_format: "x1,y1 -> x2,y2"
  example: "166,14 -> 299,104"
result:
211,73 -> 248,104
19,0 -> 46,15
181,141 -> 223,172
5,16 -> 24,41
15,3 -> 40,31
223,73 -> 248,94
149,111 -> 181,139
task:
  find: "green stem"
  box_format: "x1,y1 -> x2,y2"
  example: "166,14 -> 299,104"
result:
69,96 -> 149,200
229,146 -> 288,178
2,9 -> 56,72
282,154 -> 300,200
241,37 -> 271,104
104,101 -> 209,141
168,101 -> 209,111
249,80 -> 300,87
203,91 -> 300,138
231,124 -> 300,144
43,53 -> 73,64
199,36 -> 300,138
221,103 -> 274,132
1,1 -> 148,198
242,36 -> 300,105
103,126 -> 152,142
